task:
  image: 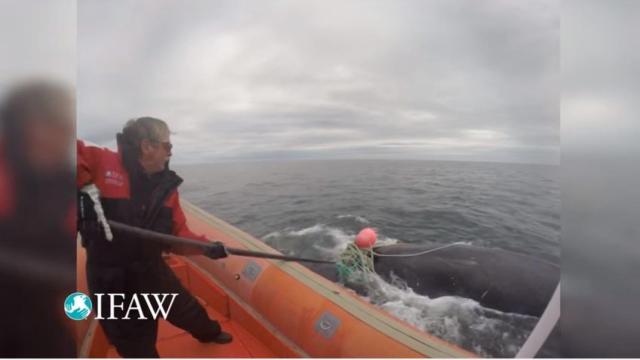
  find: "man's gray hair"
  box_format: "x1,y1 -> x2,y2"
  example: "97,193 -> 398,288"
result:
120,117 -> 169,148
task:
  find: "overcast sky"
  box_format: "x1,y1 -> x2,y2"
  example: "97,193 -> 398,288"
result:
0,0 -> 76,96
78,0 -> 559,165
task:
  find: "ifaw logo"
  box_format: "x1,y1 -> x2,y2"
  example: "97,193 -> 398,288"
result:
64,292 -> 92,320
64,292 -> 178,321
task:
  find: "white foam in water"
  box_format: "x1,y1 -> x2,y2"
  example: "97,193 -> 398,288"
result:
268,221 -> 398,248
263,231 -> 281,240
289,224 -> 327,236
265,223 -> 535,357
264,223 -> 355,257
337,214 -> 371,224
290,224 -> 400,256
353,272 -> 538,357
376,234 -> 400,246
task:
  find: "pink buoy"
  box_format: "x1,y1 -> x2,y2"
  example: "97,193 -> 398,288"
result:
355,227 -> 377,248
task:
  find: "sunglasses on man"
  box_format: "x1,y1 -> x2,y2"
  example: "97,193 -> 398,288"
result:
154,141 -> 172,152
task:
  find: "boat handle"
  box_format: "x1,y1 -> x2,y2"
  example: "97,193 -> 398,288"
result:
319,319 -> 332,331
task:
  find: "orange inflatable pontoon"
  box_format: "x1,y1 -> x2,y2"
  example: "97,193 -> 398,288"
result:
76,201 -> 475,358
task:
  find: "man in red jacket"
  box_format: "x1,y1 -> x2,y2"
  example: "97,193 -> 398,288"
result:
78,117 -> 231,357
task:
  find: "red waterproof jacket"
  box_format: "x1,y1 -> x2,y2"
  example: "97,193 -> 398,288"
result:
77,140 -> 206,266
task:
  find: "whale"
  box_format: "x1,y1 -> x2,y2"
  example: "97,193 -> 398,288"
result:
306,243 -> 559,317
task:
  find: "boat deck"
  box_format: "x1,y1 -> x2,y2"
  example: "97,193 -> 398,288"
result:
77,202 -> 475,358
80,254 -> 299,358
106,304 -> 275,358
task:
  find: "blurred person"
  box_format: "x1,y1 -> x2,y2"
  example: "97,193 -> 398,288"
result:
0,80 -> 76,356
77,117 -> 232,357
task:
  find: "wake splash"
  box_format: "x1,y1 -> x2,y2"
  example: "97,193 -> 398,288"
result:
353,272 -> 537,357
264,217 -> 398,257
263,219 -> 538,357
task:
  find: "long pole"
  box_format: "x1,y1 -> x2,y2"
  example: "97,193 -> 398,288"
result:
107,220 -> 335,265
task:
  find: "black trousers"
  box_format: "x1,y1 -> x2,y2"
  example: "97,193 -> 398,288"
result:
87,259 -> 221,358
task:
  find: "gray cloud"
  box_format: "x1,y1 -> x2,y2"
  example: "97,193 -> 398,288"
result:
78,0 -> 559,164
0,0 -> 76,95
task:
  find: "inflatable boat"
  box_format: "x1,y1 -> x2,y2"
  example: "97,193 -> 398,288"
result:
76,200 -> 475,358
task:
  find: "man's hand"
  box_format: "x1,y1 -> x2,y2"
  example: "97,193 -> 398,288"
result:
204,241 -> 228,259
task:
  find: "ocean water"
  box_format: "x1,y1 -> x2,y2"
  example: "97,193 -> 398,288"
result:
176,159 -> 560,357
